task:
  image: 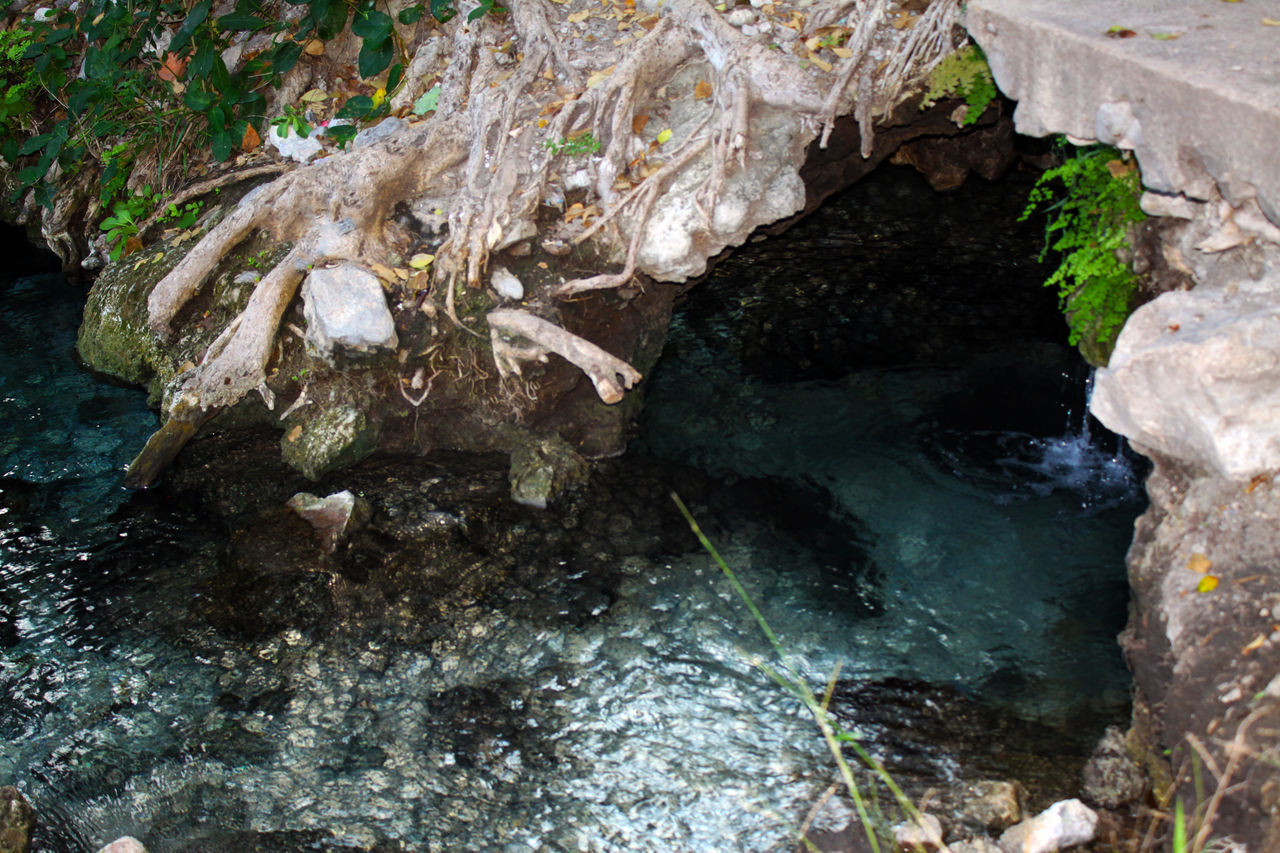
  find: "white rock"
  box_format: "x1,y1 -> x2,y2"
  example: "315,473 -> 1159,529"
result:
287,490 -> 369,553
892,813 -> 945,850
727,8 -> 754,26
1091,283 -> 1280,480
302,262 -> 398,361
998,799 -> 1097,853
97,839 -> 148,853
268,125 -> 323,163
354,117 -> 407,149
33,7 -> 56,21
490,266 -> 525,301
952,840 -> 1003,853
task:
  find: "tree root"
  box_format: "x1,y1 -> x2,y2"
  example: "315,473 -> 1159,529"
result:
488,309 -> 641,404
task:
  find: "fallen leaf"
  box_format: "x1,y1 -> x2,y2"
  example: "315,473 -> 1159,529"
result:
303,38 -> 324,56
1106,158 -> 1136,178
409,253 -> 435,269
586,66 -> 615,88
656,128 -> 673,144
1105,26 -> 1137,38
1246,473 -> 1272,493
831,46 -> 853,59
568,9 -> 590,23
891,11 -> 919,29
1241,634 -> 1267,654
1265,18 -> 1280,26
632,113 -> 650,133
1150,31 -> 1182,40
1196,575 -> 1219,593
241,123 -> 261,152
300,88 -> 329,103
809,55 -> 834,73
394,267 -> 410,281
693,79 -> 713,99
1187,553 -> 1212,573
370,262 -> 398,282
286,425 -> 303,442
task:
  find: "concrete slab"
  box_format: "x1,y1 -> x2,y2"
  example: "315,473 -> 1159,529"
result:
967,0 -> 1280,224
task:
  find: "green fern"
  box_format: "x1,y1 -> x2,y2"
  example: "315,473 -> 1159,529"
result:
920,44 -> 997,126
1021,145 -> 1146,360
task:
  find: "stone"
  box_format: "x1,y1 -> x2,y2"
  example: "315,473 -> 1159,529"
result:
954,780 -> 1025,833
726,8 -> 754,26
301,262 -> 398,362
1081,726 -> 1145,808
1091,282 -> 1280,480
891,813 -> 944,850
280,404 -> 382,481
353,117 -> 407,149
490,266 -> 524,302
998,799 -> 1097,853
96,839 -> 148,853
267,124 -> 323,163
951,840 -> 1002,853
0,786 -> 34,853
286,490 -> 371,553
508,435 -> 589,509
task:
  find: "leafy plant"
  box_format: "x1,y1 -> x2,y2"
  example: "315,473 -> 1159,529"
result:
543,131 -> 602,157
1021,144 -> 1146,360
271,105 -> 313,139
100,188 -> 157,260
919,44 -> 997,126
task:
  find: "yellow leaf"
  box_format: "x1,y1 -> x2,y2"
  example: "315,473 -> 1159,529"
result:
656,128 -> 673,144
300,89 -> 329,103
586,66 -> 615,88
810,55 -> 834,73
372,87 -> 386,107
394,267 -> 410,281
409,253 -> 435,269
568,9 -> 590,22
694,80 -> 713,99
1187,553 -> 1212,573
370,262 -> 398,282
1264,17 -> 1280,25
303,39 -> 324,56
831,47 -> 853,59
1196,575 -> 1219,593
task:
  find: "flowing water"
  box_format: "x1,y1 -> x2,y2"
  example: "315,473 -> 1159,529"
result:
0,167 -> 1145,852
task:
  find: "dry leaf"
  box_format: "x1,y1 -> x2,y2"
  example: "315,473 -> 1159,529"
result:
1105,26 -> 1137,38
286,425 -> 303,442
241,123 -> 261,153
1246,473 -> 1271,493
809,55 -> 833,73
1187,553 -> 1212,573
831,46 -> 853,59
1241,633 -> 1267,655
394,267 -> 410,281
370,262 -> 398,282
1105,158 -> 1135,179
1264,17 -> 1280,25
568,9 -> 590,23
586,66 -> 615,88
300,88 -> 329,103
303,39 -> 324,56
891,11 -> 919,28
632,113 -> 650,133
694,80 -> 713,99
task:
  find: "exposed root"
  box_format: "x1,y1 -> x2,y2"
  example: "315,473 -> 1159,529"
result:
135,162 -> 290,244
488,309 -> 641,404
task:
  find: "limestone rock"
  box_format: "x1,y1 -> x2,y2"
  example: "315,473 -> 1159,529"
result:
953,780 -> 1025,833
301,262 -> 398,362
509,435 -> 589,508
891,813 -> 944,850
286,490 -> 371,553
998,799 -> 1097,853
490,266 -> 524,302
951,840 -> 1002,853
96,838 -> 148,853
0,786 -> 34,853
1081,726 -> 1145,809
280,405 -> 381,481
1091,284 -> 1280,480
267,125 -> 323,163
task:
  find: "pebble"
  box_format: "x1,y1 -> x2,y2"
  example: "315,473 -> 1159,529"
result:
727,8 -> 754,26
998,799 -> 1098,853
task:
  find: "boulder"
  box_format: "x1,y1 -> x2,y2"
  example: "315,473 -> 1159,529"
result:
997,799 -> 1096,853
280,404 -> 382,481
286,490 -> 371,553
301,262 -> 398,362
1091,283 -> 1280,480
0,786 -> 34,853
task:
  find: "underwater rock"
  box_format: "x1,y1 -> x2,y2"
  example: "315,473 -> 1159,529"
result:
286,490 -> 371,553
0,786 -> 34,853
927,779 -> 1025,836
997,798 -> 1096,853
95,838 -> 147,853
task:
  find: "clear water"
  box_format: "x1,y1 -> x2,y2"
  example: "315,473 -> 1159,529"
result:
0,168 -> 1145,853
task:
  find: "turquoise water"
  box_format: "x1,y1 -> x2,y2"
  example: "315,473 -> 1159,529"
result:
0,168 -> 1144,852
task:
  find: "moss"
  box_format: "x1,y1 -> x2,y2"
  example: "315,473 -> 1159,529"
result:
280,404 -> 382,480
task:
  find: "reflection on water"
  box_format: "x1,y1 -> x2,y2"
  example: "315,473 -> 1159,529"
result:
0,169 -> 1144,851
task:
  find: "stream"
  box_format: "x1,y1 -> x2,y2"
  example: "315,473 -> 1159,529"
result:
1,166 -> 1145,851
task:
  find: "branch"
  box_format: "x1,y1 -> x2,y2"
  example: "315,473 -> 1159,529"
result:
487,309 -> 641,404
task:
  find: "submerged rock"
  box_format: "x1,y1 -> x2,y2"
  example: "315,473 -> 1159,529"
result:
508,434 -> 589,509
0,786 -> 34,853
280,404 -> 381,481
287,490 -> 371,553
95,838 -> 148,853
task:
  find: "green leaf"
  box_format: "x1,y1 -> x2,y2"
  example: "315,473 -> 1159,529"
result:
352,4 -> 394,43
216,12 -> 269,31
270,40 -> 303,76
317,0 -> 349,39
210,129 -> 233,161
18,132 -> 55,156
358,38 -> 394,78
184,87 -> 215,111
190,39 -> 216,79
387,62 -> 404,93
467,0 -> 491,21
325,124 -> 357,148
171,0 -> 212,53
336,94 -> 375,119
398,5 -> 425,24
430,0 -> 457,23
412,83 -> 440,115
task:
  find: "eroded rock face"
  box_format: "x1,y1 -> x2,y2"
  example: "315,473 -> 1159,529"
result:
1091,280 -> 1280,481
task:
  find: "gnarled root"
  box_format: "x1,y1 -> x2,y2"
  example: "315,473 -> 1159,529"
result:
488,309 -> 641,404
